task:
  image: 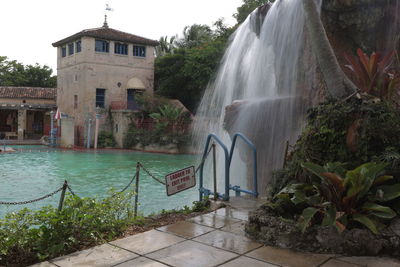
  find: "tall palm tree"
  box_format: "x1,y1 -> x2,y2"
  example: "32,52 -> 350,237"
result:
155,35 -> 177,57
302,0 -> 357,99
176,24 -> 213,49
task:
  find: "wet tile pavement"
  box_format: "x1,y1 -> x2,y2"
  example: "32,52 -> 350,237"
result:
31,197 -> 400,267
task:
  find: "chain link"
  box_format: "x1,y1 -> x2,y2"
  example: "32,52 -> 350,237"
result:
139,163 -> 166,185
1,147 -> 214,206
118,173 -> 138,193
67,185 -> 77,196
0,186 -> 64,205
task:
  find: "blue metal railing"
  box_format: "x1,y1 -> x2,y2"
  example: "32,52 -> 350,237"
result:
199,132 -> 258,201
199,134 -> 230,201
229,132 -> 258,197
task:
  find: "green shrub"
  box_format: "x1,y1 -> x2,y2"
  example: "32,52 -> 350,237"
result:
0,190 -> 137,266
98,131 -> 116,148
0,192 -> 210,266
267,97 -> 400,235
272,97 -> 400,197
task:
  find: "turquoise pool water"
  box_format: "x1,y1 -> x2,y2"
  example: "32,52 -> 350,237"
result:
0,146 -> 199,218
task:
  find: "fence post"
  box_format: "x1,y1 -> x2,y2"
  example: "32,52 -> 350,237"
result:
134,162 -> 140,218
58,180 -> 68,211
212,143 -> 217,200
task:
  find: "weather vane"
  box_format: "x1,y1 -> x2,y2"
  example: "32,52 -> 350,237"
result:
104,3 -> 114,27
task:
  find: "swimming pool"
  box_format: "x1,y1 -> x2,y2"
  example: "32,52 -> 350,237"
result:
0,146 -> 200,218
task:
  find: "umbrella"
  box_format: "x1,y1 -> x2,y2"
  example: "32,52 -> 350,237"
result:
54,109 -> 61,120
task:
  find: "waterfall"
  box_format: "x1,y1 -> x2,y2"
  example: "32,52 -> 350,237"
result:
193,0 -> 319,196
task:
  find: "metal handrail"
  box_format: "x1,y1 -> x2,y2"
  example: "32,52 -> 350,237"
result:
199,133 -> 230,201
229,132 -> 258,197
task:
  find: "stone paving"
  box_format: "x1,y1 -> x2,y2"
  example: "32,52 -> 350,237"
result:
32,197 -> 400,267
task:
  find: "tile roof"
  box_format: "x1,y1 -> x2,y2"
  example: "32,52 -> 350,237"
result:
52,25 -> 159,47
0,87 -> 57,100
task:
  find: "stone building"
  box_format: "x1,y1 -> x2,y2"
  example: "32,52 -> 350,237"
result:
0,87 -> 56,140
52,18 -> 159,147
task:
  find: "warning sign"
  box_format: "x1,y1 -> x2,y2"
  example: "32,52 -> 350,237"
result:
165,166 -> 196,196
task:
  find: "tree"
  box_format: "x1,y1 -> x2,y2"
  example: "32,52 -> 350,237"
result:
155,35 -> 177,57
234,0 -> 273,24
175,24 -> 214,49
155,25 -> 230,112
302,0 -> 357,99
0,56 -> 57,88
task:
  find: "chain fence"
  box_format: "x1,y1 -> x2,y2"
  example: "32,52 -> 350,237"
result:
0,145 -> 215,210
0,186 -> 64,205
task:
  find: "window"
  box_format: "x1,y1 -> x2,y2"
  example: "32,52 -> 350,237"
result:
76,40 -> 81,53
74,95 -> 78,109
114,42 -> 128,55
127,89 -> 141,110
95,39 -> 109,53
61,46 -> 66,57
133,46 -> 146,57
96,88 -> 106,108
68,43 -> 74,55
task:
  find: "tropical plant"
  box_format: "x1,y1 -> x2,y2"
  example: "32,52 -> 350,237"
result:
155,35 -> 177,57
150,104 -> 186,133
344,49 -> 400,99
274,162 -> 400,234
175,24 -> 214,49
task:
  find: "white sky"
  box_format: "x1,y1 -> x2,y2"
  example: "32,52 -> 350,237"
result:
0,0 -> 243,74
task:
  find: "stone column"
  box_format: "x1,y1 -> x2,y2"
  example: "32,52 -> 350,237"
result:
17,109 -> 27,140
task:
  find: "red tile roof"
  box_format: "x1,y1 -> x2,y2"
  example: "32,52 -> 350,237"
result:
52,25 -> 159,47
0,87 -> 57,100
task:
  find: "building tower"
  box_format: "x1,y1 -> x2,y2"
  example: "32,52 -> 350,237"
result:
52,17 -> 159,146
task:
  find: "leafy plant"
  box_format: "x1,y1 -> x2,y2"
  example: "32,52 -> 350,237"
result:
344,49 -> 400,99
150,104 -> 187,133
0,190 -> 138,266
97,131 -> 116,148
274,162 -> 400,234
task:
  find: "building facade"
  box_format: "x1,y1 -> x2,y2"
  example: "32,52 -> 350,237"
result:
0,87 -> 56,140
52,19 -> 159,146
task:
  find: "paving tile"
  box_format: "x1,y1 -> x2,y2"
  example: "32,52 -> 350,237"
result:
246,246 -> 332,267
337,256 -> 400,267
321,259 -> 362,267
50,243 -> 138,267
30,262 -> 58,267
110,229 -> 184,255
220,220 -> 247,236
219,256 -> 278,267
188,213 -> 240,228
193,230 -> 262,254
113,257 -> 168,267
225,196 -> 267,210
146,240 -> 237,267
157,221 -> 215,239
214,207 -> 250,221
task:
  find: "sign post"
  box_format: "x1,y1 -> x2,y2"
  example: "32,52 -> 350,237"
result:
165,166 -> 196,196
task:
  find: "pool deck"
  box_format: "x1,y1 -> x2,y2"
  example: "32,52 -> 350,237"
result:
31,197 -> 400,267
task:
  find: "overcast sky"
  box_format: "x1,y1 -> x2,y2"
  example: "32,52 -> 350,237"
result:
0,0 -> 243,73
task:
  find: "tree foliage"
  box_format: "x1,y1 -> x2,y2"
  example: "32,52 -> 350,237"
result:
0,56 -> 57,88
233,0 -> 273,24
154,20 -> 233,112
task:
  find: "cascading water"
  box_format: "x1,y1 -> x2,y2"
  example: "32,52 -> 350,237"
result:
193,0 -> 319,196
